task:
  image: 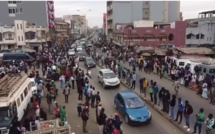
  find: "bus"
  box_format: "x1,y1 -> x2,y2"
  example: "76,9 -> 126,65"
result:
0,74 -> 36,134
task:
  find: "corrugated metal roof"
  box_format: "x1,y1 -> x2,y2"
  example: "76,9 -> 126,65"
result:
176,47 -> 214,55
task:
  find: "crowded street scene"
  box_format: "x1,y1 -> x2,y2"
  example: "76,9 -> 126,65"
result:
0,1 -> 215,134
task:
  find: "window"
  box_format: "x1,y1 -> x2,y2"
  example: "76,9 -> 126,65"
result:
179,62 -> 185,66
20,24 -> 22,29
16,98 -> 21,107
8,1 -> 13,4
8,33 -> 12,39
24,88 -> 28,96
17,24 -> 19,29
209,69 -> 215,73
18,36 -> 20,41
28,81 -> 35,90
117,94 -> 125,106
20,8 -> 22,13
21,36 -> 23,41
186,34 -> 191,39
203,68 -> 207,73
210,37 -> 212,41
12,1 -> 16,4
16,8 -> 19,13
125,97 -> 145,109
20,94 -> 24,102
8,9 -> 15,14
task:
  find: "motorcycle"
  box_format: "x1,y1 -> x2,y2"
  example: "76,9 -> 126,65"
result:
86,69 -> 91,79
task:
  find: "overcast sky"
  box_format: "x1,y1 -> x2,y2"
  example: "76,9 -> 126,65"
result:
54,1 -> 215,28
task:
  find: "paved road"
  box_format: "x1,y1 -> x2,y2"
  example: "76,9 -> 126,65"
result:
94,45 -> 215,134
55,62 -> 185,134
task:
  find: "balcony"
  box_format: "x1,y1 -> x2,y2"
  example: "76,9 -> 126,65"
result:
107,25 -> 113,30
107,5 -> 112,11
107,15 -> 113,20
2,26 -> 15,33
143,4 -> 149,9
36,26 -> 47,31
3,38 -> 16,44
25,26 -> 36,32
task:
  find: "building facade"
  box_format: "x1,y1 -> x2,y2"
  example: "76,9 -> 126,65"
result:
107,1 -> 181,37
103,13 -> 107,35
0,1 -> 49,26
113,21 -> 187,47
186,10 -> 215,47
54,18 -> 70,45
0,20 -> 49,50
72,15 -> 87,35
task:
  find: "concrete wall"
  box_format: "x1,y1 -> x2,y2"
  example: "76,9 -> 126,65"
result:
186,21 -> 215,46
168,1 -> 180,23
0,1 -> 48,26
149,1 -> 166,22
112,1 -> 143,31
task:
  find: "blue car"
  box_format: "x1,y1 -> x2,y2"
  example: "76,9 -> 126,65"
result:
114,90 -> 152,125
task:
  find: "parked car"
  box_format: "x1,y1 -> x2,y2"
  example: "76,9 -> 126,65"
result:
84,57 -> 96,68
86,43 -> 93,47
76,51 -> 85,61
98,69 -> 120,88
114,90 -> 152,125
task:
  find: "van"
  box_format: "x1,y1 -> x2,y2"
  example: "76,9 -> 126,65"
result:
199,64 -> 215,78
3,53 -> 34,64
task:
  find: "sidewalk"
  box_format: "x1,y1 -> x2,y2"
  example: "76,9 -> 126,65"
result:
96,48 -> 215,134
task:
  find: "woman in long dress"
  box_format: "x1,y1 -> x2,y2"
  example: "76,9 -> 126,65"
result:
202,82 -> 208,99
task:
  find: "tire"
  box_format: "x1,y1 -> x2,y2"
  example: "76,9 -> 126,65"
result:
125,116 -> 129,124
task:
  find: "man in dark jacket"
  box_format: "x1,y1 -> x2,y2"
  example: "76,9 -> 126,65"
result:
81,108 -> 89,133
170,95 -> 176,120
164,90 -> 171,114
98,108 -> 107,134
159,87 -> 166,107
183,100 -> 193,132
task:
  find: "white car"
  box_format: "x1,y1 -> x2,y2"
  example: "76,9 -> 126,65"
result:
76,46 -> 83,51
98,69 -> 120,88
68,49 -> 76,56
87,43 -> 92,47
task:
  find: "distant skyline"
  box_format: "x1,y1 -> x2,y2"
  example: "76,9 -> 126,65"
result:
54,1 -> 215,28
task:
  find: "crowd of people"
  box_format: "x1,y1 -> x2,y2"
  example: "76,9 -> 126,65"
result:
96,42 -> 215,134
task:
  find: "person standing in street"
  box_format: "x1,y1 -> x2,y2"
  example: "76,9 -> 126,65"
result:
183,100 -> 193,132
205,113 -> 215,134
153,82 -> 159,105
70,75 -> 75,89
130,72 -> 136,89
169,95 -> 176,120
98,108 -> 107,134
149,80 -> 154,102
81,108 -> 89,133
63,85 -> 69,103
174,98 -> 184,124
193,108 -> 205,134
139,78 -> 143,94
143,78 -> 148,98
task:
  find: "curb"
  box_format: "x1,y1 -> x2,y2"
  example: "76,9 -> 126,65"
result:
96,62 -> 191,134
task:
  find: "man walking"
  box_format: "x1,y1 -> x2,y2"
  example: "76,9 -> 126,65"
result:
153,82 -> 159,105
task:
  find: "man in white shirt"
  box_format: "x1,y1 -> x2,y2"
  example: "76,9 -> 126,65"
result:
70,75 -> 75,89
130,72 -> 136,89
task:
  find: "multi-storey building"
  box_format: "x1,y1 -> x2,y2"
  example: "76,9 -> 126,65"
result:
0,20 -> 49,50
103,13 -> 107,35
0,1 -> 49,26
186,10 -> 215,47
54,18 -> 70,46
107,1 -> 180,37
72,15 -> 87,35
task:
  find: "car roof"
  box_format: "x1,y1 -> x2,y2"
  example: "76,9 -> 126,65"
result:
118,90 -> 139,99
100,69 -> 113,73
85,57 -> 93,60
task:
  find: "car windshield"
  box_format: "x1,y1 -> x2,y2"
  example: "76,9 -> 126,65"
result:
125,97 -> 145,109
87,59 -> 95,64
77,53 -> 84,56
103,72 -> 116,79
0,107 -> 11,122
68,49 -> 74,52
